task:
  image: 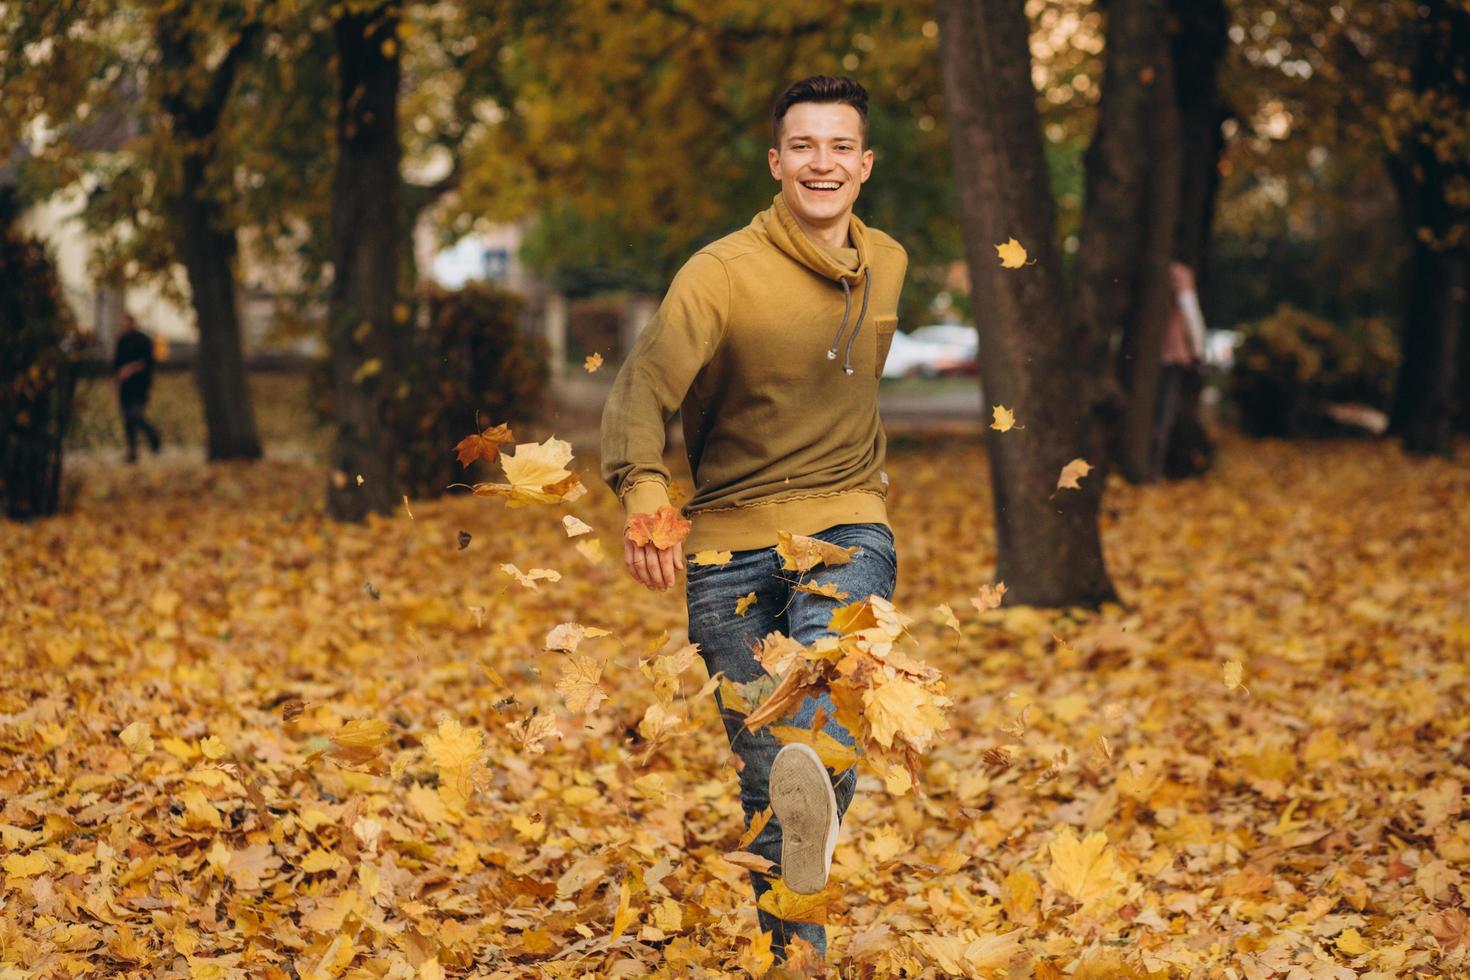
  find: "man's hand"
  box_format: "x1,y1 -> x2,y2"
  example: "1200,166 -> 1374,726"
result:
623,531 -> 684,591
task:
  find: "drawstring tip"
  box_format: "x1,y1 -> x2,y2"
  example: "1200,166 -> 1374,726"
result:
825,349 -> 838,360
843,365 -> 854,376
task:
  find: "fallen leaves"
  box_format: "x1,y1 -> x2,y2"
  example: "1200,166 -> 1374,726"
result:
472,434 -> 587,507
4,434 -> 1467,976
775,530 -> 859,573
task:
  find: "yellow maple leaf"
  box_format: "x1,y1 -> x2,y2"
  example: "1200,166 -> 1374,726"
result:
933,603 -> 961,634
300,847 -> 347,873
556,657 -> 609,714
752,631 -> 809,677
735,591 -> 758,616
199,735 -> 227,760
770,725 -> 859,773
740,929 -> 775,977
561,514 -> 594,536
575,538 -> 604,563
775,530 -> 859,573
990,405 -> 1021,431
757,880 -> 836,923
584,352 -> 604,372
423,717 -> 484,806
794,580 -> 850,600
995,237 -> 1030,268
510,712 -> 562,754
473,436 -> 584,507
1001,867 -> 1040,924
1055,457 -> 1092,491
691,549 -> 733,566
119,722 -> 154,756
3,852 -> 50,878
1044,827 -> 1124,908
1335,927 -> 1370,956
863,677 -> 950,752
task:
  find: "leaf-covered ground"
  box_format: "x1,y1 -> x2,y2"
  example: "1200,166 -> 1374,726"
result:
3,433 -> 1468,978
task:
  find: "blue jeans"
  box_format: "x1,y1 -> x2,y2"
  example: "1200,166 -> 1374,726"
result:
685,522 -> 898,961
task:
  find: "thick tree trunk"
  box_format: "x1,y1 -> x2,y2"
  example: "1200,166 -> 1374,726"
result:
326,3 -> 405,520
1387,1 -> 1469,457
176,153 -> 262,461
934,0 -> 1117,608
1075,0 -> 1182,485
156,17 -> 262,461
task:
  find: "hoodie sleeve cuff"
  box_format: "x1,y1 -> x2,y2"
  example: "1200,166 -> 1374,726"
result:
620,480 -> 672,526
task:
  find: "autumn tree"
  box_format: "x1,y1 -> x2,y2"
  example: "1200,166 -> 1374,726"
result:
0,3 -> 265,460
323,1 -> 410,520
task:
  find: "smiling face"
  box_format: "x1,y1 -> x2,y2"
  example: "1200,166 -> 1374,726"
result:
768,102 -> 873,242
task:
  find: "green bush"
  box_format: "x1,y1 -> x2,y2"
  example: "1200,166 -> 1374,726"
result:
312,282 -> 550,497
1,191 -> 80,520
1228,304 -> 1400,437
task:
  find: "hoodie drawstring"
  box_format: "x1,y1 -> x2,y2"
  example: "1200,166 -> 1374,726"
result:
824,268 -> 872,376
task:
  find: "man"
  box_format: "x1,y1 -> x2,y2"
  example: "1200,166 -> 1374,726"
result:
600,75 -> 907,963
113,312 -> 162,462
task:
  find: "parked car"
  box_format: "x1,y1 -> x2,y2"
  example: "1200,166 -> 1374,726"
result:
881,323 -> 978,379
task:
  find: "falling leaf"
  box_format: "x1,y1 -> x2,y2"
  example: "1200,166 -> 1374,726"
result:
793,580 -> 850,600
355,474 -> 364,486
575,538 -> 604,563
863,677 -> 951,753
118,722 -> 153,756
402,495 -> 414,519
473,436 -> 584,507
422,717 -> 484,807
753,631 -> 810,677
556,657 -> 609,714
510,711 -> 562,754
584,352 -> 604,372
775,531 -> 859,573
499,563 -> 561,590
362,580 -> 380,600
995,237 -> 1030,268
990,405 -> 1019,431
970,581 -> 1007,614
1223,659 -> 1245,691
691,549 -> 733,566
456,530 -> 472,550
735,591 -> 758,616
561,515 -> 594,537
933,604 -> 961,634
1055,458 -> 1092,491
457,423 -> 515,472
627,505 -> 692,550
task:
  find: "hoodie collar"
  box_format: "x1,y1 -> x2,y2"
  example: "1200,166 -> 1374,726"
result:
762,191 -> 872,285
759,192 -> 875,375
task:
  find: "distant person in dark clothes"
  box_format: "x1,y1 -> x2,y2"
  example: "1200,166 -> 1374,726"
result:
1150,261 -> 1206,482
113,312 -> 161,462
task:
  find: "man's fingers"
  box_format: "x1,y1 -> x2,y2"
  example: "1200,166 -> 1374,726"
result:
646,545 -> 667,589
659,548 -> 676,588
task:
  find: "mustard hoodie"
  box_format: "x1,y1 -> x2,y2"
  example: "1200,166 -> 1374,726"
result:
600,191 -> 909,557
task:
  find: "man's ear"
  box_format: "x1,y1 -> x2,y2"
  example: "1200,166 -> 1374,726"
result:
768,146 -> 782,181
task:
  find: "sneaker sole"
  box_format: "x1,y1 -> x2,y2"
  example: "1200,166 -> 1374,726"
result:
769,742 -> 839,895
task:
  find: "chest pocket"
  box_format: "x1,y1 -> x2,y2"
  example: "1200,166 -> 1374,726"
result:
873,315 -> 899,379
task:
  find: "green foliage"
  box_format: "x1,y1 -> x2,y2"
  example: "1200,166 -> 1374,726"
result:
312,283 -> 550,498
0,193 -> 80,519
1229,303 -> 1401,437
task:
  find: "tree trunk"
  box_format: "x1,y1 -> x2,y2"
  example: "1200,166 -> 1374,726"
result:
1075,0 -> 1182,485
1387,1 -> 1469,457
156,17 -> 262,461
326,3 -> 406,520
176,152 -> 262,461
934,0 -> 1117,608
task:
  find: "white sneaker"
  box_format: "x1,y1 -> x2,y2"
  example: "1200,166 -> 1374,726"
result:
769,743 -> 840,894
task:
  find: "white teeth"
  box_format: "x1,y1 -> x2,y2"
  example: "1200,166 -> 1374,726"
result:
804,181 -> 841,190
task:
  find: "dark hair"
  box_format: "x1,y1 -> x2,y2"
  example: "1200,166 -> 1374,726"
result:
772,75 -> 869,150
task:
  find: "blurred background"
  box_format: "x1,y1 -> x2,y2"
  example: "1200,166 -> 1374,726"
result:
2,0 -> 1465,519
